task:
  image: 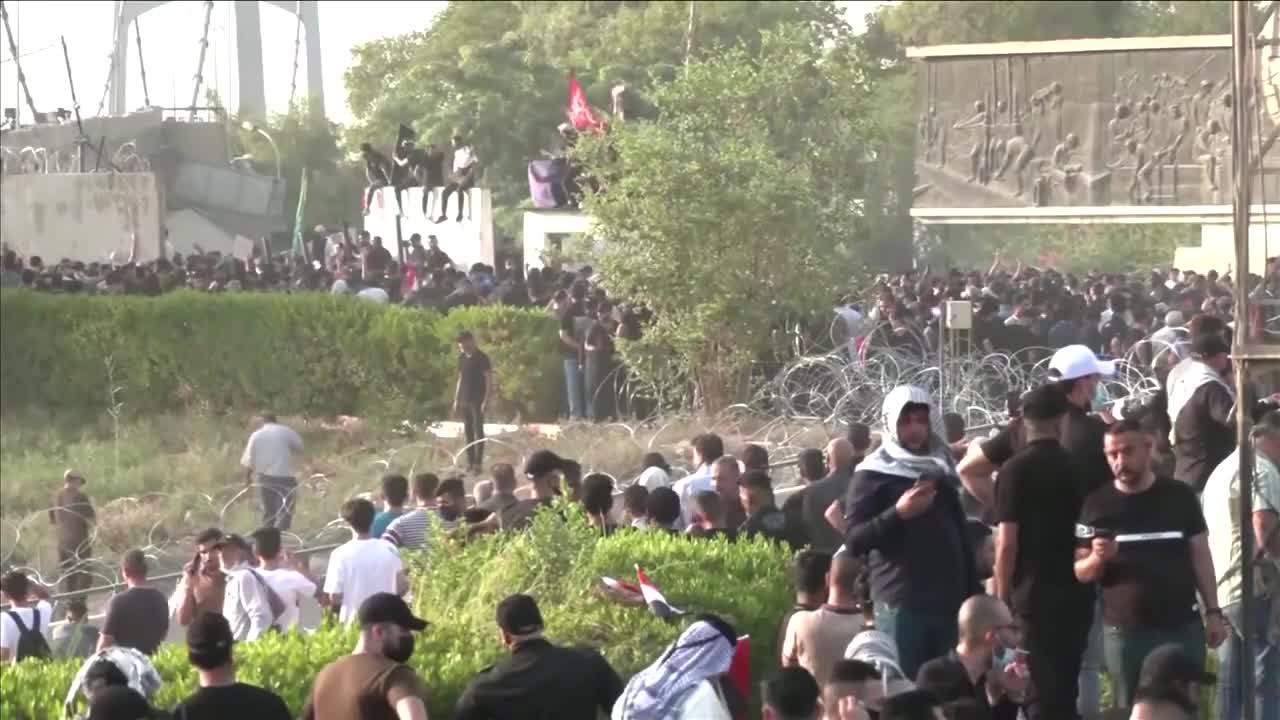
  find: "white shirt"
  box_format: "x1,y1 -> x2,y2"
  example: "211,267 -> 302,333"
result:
1203,449 -> 1280,606
356,287 -> 390,305
258,567 -> 317,632
222,563 -> 274,641
453,145 -> 476,172
323,538 -> 403,624
240,422 -> 303,478
672,465 -> 714,529
0,600 -> 53,657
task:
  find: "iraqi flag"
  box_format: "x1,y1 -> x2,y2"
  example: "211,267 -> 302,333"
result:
635,565 -> 684,620
567,73 -> 604,133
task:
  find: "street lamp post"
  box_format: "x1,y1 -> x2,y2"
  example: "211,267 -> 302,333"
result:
240,121 -> 281,180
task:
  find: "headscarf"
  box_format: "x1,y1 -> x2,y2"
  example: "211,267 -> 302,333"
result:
636,466 -> 671,490
845,630 -> 914,694
613,619 -> 736,720
1167,357 -> 1235,443
854,385 -> 956,480
65,647 -> 162,718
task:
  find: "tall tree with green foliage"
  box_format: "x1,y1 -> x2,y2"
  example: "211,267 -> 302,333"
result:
231,101 -> 365,233
343,0 -> 852,236
576,27 -> 877,410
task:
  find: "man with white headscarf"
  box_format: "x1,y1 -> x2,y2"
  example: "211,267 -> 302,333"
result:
843,385 -> 980,679
612,616 -> 741,720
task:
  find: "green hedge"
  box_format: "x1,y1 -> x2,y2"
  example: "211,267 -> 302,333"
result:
0,508 -> 791,719
0,291 -> 562,421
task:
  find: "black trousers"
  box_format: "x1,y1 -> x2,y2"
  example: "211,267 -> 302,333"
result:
1021,597 -> 1093,720
461,403 -> 485,469
440,176 -> 475,219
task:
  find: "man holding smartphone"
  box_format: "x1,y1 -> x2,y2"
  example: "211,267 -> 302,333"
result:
1074,420 -> 1226,709
844,384 -> 981,678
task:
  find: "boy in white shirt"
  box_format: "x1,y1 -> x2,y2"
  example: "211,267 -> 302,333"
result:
322,498 -> 408,624
0,570 -> 53,663
251,527 -> 318,632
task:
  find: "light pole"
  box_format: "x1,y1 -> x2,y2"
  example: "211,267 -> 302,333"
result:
240,120 -> 281,180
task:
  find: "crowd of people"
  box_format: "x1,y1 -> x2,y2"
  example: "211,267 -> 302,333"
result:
3,294 -> 1275,720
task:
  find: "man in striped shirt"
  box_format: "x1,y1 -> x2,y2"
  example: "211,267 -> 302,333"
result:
383,475 -> 464,549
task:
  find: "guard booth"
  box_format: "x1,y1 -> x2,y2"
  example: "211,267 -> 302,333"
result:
522,208 -> 595,272
362,186 -> 496,270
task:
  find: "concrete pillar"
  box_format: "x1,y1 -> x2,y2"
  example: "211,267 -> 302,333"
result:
234,1 -> 266,120
299,0 -> 325,118
110,1 -> 129,116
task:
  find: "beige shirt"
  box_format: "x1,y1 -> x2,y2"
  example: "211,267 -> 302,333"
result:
782,605 -> 865,685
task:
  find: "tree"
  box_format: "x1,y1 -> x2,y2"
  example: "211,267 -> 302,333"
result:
577,27 -> 877,411
231,101 -> 365,236
342,1 -> 852,237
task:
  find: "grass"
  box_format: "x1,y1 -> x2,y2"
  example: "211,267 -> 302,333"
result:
0,408 -> 824,589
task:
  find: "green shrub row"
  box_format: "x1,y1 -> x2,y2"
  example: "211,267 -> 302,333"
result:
0,291 -> 563,421
0,507 -> 791,719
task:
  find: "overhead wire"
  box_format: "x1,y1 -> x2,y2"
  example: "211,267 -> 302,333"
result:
0,39 -> 57,64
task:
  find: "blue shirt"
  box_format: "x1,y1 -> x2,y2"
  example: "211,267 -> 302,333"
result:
370,509 -> 405,539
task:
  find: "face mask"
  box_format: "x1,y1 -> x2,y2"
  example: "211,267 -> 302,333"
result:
1092,382 -> 1110,411
992,645 -> 1016,673
385,633 -> 415,663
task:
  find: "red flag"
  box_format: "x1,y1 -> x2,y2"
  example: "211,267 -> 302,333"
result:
568,73 -> 604,133
727,635 -> 751,720
635,564 -> 684,620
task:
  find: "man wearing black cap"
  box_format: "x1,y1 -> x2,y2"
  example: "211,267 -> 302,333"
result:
170,612 -> 291,719
1130,644 -> 1216,720
500,450 -> 565,532
302,593 -> 430,720
454,594 -> 622,720
993,384 -> 1095,720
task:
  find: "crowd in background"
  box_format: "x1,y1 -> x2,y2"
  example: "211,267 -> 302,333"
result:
4,296 -> 1275,720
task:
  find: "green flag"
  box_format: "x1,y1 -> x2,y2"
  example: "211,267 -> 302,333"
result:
292,168 -> 309,261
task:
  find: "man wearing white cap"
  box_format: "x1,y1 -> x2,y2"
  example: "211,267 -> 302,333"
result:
961,344 -> 1115,716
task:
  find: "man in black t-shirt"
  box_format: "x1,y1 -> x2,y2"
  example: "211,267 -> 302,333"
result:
361,236 -> 393,284
453,331 -> 493,474
1073,420 -> 1226,709
739,470 -> 801,549
171,612 -> 291,720
994,385 -> 1093,720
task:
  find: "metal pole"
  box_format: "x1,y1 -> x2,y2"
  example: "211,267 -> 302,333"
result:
1230,3 -> 1257,717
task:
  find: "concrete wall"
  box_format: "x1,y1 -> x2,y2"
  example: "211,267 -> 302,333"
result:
363,187 -> 495,269
1,110 -> 230,170
0,173 -> 163,262
1178,223 -> 1279,276
523,210 -> 594,271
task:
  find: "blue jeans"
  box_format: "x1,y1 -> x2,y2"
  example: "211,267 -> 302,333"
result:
874,603 -> 957,680
1079,597 -> 1102,717
1217,598 -> 1279,720
563,358 -> 584,420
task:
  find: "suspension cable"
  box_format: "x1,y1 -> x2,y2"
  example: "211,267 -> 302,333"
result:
288,0 -> 303,108
134,18 -> 151,109
0,0 -> 39,121
189,0 -> 214,120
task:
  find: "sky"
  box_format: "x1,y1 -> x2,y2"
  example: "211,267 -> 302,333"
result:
1,1 -> 885,126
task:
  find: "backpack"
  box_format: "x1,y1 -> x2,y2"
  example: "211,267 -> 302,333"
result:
6,607 -> 52,661
248,570 -> 287,630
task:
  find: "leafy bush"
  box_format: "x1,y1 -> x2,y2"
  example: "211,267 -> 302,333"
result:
0,291 -> 561,421
0,508 -> 790,719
